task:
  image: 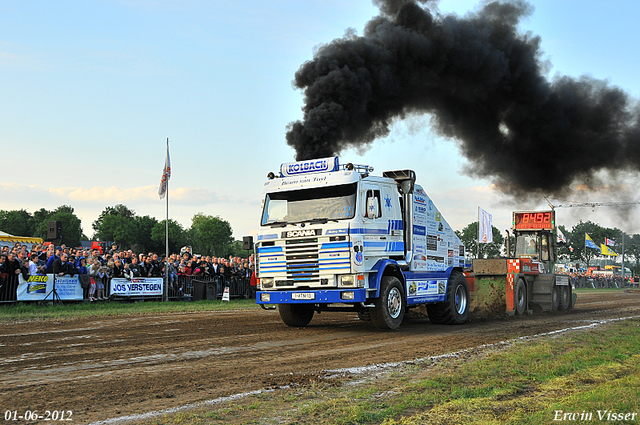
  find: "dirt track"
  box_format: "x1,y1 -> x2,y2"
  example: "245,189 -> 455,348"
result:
1,290 -> 639,424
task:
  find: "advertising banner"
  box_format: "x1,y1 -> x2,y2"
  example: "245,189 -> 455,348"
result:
110,278 -> 163,297
411,185 -> 463,272
478,206 -> 493,243
17,274 -> 84,301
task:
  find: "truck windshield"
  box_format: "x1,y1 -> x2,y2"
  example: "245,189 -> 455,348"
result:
515,232 -> 539,258
261,183 -> 357,226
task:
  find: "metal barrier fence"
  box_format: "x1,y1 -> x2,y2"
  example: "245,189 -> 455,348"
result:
0,273 -> 254,303
0,272 -> 635,304
571,275 -> 631,289
172,275 -> 253,301
0,273 -> 19,303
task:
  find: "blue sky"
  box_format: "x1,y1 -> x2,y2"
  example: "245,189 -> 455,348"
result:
2,0 -> 640,241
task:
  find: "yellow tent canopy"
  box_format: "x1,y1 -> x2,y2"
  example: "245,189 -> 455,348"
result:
0,230 -> 43,245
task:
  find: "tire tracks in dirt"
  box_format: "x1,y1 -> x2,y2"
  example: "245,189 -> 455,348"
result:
1,290 -> 638,423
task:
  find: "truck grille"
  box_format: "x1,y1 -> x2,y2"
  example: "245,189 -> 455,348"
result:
258,234 -> 351,288
284,237 -> 320,283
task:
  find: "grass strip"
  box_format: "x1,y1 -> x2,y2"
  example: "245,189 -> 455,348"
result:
574,287 -> 631,294
0,287 -> 625,322
0,299 -> 260,322
144,318 -> 640,425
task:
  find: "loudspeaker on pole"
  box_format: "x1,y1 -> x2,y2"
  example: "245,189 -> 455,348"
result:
47,221 -> 62,240
242,236 -> 254,251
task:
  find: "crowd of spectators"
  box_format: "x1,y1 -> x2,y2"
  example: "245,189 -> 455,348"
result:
0,242 -> 256,302
564,271 -> 635,289
6,243 -> 637,301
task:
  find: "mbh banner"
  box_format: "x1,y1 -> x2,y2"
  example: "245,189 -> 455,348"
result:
17,274 -> 83,301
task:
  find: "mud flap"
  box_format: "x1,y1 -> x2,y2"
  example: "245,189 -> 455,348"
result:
506,274 -> 515,316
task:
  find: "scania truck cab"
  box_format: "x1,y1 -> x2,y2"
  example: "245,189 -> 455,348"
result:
255,157 -> 468,329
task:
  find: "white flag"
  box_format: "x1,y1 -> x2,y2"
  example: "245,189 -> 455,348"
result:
557,227 -> 567,244
158,144 -> 171,199
478,207 -> 493,244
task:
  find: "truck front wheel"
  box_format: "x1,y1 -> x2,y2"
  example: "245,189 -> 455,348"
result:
370,276 -> 405,330
357,309 -> 372,321
278,304 -> 314,327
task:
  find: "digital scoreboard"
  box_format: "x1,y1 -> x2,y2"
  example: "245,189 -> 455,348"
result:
512,211 -> 555,231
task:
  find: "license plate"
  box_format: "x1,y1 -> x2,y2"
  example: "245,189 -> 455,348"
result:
292,292 -> 315,300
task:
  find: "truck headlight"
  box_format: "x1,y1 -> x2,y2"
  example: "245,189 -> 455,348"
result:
339,275 -> 355,287
260,278 -> 274,289
339,274 -> 365,287
260,293 -> 271,302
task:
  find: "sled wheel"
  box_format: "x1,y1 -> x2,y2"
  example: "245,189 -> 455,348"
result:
558,285 -> 572,311
551,285 -> 561,311
515,278 -> 527,315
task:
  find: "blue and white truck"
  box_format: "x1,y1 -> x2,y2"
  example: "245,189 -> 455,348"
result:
255,156 -> 468,329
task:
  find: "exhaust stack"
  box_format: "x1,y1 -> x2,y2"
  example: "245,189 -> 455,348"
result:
383,169 -> 416,268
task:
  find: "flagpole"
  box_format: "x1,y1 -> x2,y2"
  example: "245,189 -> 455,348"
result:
477,207 -> 480,259
621,232 -> 626,282
164,137 -> 169,302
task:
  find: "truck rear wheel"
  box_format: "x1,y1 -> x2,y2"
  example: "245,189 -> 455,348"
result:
278,304 -> 314,327
427,271 -> 469,325
515,278 -> 527,315
370,276 -> 405,330
551,286 -> 561,311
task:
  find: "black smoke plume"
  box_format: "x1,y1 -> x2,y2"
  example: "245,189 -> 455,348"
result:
286,0 -> 640,197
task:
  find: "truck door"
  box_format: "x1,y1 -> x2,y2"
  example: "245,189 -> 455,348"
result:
381,184 -> 403,256
361,183 -> 387,262
360,183 -> 403,261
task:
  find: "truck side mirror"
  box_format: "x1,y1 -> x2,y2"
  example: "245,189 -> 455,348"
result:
367,197 -> 379,219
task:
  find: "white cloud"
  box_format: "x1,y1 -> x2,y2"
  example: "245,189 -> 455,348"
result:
37,184 -> 245,206
0,41 -> 39,69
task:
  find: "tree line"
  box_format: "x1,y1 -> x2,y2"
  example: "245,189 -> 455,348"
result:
0,204 -> 247,258
455,220 -> 640,275
4,205 -> 638,273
